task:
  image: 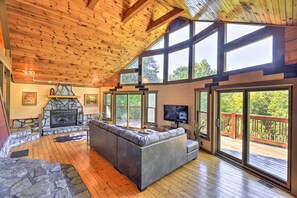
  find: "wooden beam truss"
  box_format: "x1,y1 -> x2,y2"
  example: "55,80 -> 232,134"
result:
146,7 -> 183,32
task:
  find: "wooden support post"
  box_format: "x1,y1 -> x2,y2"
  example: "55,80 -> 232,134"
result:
231,113 -> 236,139
0,0 -> 12,71
0,62 -> 4,96
122,0 -> 153,23
86,0 -> 100,10
5,68 -> 10,120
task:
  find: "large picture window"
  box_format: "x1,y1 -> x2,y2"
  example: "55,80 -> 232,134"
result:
226,24 -> 265,43
168,48 -> 189,81
148,37 -> 164,50
120,73 -> 138,84
169,25 -> 189,46
195,21 -> 213,35
125,59 -> 138,69
142,55 -> 164,83
225,36 -> 273,71
118,19 -> 283,86
193,32 -> 218,79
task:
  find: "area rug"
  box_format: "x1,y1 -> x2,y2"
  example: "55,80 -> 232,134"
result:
53,131 -> 87,143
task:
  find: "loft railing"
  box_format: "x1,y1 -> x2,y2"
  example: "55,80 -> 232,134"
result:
220,112 -> 288,148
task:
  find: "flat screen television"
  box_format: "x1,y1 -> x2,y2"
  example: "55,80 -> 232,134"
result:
164,105 -> 189,124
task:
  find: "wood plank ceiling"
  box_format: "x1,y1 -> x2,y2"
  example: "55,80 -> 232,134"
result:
5,0 -> 297,87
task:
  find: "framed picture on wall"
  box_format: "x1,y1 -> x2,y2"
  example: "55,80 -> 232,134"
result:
22,92 -> 37,106
84,94 -> 98,106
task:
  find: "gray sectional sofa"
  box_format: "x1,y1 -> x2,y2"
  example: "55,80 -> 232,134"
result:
89,120 -> 197,191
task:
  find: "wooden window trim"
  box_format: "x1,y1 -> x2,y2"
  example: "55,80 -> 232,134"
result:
195,88 -> 210,140
103,92 -> 112,121
144,91 -> 158,125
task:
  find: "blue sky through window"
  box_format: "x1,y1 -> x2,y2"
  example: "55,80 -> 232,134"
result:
195,21 -> 213,35
194,32 -> 218,71
169,25 -> 189,46
226,36 -> 273,71
141,22 -> 273,79
226,24 -> 265,43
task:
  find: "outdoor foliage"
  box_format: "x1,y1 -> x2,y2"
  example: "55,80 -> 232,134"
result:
193,59 -> 217,79
142,56 -> 162,83
115,94 -> 141,125
220,91 -> 288,117
220,90 -> 289,142
168,59 -> 216,81
168,66 -> 188,81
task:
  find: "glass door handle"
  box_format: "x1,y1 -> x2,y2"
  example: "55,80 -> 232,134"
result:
216,119 -> 220,128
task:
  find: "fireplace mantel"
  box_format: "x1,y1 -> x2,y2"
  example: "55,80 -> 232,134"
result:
47,95 -> 80,99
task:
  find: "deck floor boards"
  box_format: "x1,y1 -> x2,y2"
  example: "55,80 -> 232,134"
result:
221,136 -> 288,181
9,133 -> 293,198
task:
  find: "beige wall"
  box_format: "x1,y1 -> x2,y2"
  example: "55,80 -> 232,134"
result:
10,83 -> 100,119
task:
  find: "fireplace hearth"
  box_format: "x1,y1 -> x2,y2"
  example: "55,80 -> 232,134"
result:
50,109 -> 77,128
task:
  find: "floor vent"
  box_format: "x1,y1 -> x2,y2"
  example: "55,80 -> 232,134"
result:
257,179 -> 275,189
10,149 -> 29,158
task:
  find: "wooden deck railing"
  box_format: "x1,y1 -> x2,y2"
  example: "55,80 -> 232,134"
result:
220,112 -> 288,148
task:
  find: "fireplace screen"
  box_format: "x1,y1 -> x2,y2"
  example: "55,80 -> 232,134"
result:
50,109 -> 77,128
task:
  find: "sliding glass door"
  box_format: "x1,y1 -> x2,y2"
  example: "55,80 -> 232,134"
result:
115,93 -> 142,128
247,89 -> 289,182
218,91 -> 243,161
217,87 -> 291,186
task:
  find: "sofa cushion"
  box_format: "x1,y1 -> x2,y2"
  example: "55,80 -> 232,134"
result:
167,128 -> 185,137
187,139 -> 199,153
90,120 -> 101,127
106,125 -> 125,135
118,130 -> 144,145
119,127 -> 185,147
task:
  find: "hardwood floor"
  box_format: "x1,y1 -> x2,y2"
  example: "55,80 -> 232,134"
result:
9,133 -> 293,198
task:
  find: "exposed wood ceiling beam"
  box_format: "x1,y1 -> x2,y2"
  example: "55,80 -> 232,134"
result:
86,0 -> 99,10
122,0 -> 153,24
146,7 -> 184,32
0,0 -> 11,71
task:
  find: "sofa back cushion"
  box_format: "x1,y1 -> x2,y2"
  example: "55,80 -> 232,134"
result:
90,120 -> 185,146
90,120 -> 124,135
119,128 -> 185,147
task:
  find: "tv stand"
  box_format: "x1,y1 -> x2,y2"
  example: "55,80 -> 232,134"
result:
175,121 -> 179,128
162,121 -> 180,130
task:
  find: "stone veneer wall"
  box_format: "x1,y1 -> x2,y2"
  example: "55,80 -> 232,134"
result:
42,85 -> 83,130
12,118 -> 39,129
12,114 -> 98,129
83,114 -> 99,125
0,136 -> 11,157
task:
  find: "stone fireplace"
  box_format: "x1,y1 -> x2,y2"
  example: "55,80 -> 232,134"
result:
50,109 -> 77,128
42,85 -> 85,135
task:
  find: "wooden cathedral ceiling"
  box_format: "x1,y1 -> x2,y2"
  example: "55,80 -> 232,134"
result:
5,0 -> 297,87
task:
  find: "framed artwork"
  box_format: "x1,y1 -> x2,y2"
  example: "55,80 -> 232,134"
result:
22,92 -> 37,106
84,94 -> 98,106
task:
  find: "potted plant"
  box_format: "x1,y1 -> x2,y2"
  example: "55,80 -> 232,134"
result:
95,112 -> 104,121
189,121 -> 205,147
